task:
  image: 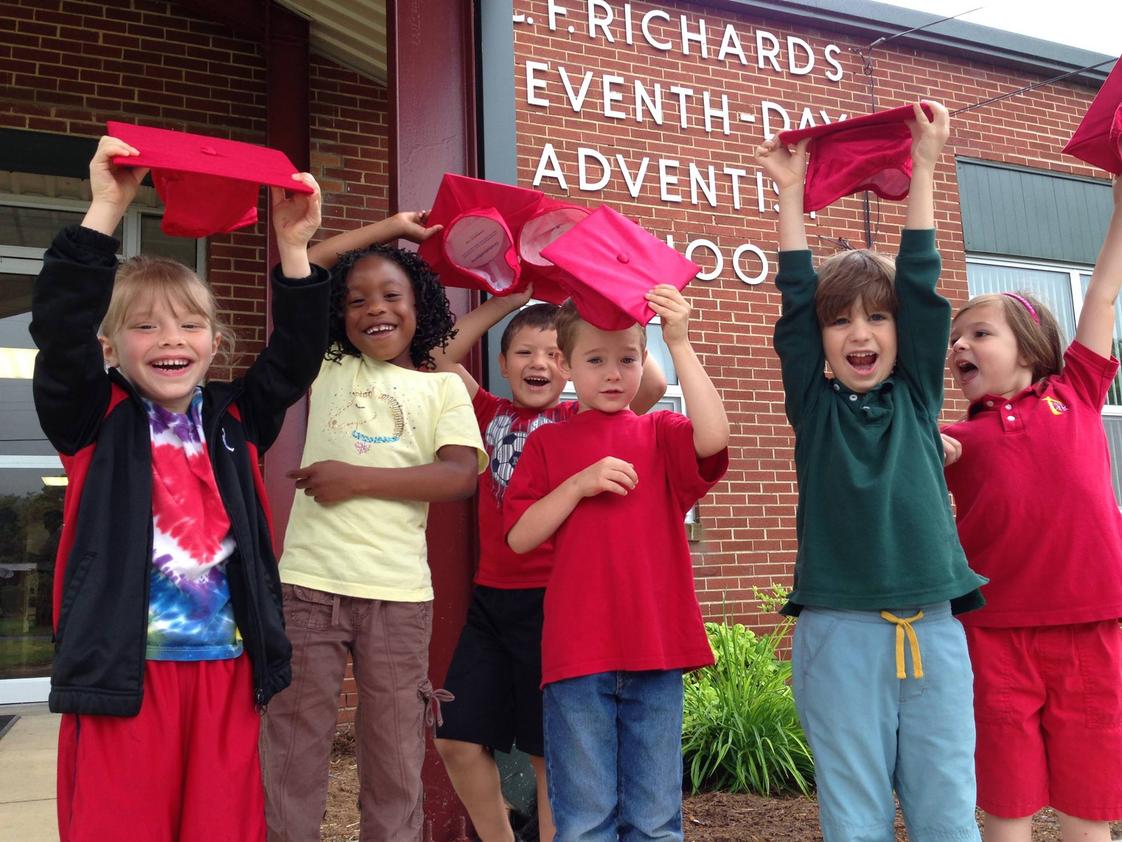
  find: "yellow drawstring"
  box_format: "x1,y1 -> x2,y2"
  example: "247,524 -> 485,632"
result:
880,610 -> 925,679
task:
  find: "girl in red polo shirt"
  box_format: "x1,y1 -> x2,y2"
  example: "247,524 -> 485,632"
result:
943,177 -> 1122,842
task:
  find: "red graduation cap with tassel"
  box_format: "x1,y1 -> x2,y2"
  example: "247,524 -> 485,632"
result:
778,102 -> 935,212
106,121 -> 313,238
540,206 -> 699,331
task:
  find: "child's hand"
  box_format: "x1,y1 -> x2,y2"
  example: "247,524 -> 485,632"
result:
908,101 -> 950,172
753,137 -> 808,193
83,136 -> 147,234
941,433 -> 962,467
392,210 -> 443,244
289,460 -> 358,504
570,457 -> 637,498
271,173 -> 322,252
503,283 -> 535,310
645,284 -> 691,347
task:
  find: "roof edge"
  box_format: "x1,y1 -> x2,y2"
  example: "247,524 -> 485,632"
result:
705,0 -> 1115,86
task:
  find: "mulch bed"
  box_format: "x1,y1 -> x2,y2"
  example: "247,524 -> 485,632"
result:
322,731 -> 1119,841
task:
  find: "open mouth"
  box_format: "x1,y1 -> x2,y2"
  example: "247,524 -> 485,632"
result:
955,359 -> 979,384
523,375 -> 551,388
846,351 -> 878,375
151,359 -> 191,374
364,324 -> 395,336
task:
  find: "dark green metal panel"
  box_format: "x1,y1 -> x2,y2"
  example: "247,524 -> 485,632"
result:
957,158 -> 1113,265
1,129 -> 96,180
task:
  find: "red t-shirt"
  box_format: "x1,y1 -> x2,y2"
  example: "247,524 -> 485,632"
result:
504,409 -> 728,685
473,388 -> 578,588
944,341 -> 1122,627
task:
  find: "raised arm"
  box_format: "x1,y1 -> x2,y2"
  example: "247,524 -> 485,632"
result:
307,212 -> 442,270
645,285 -> 728,457
754,137 -> 809,251
31,137 -> 146,454
270,173 -> 322,279
1075,177 -> 1122,358
895,101 -> 952,404
905,101 -> 948,231
81,135 -> 147,235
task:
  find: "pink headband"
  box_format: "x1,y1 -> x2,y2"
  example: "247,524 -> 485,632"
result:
1003,292 -> 1040,325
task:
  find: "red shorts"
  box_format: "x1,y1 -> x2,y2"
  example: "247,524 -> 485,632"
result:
965,621 -> 1122,821
57,655 -> 264,842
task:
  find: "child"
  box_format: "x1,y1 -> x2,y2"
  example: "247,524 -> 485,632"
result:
33,135 -> 328,840
261,227 -> 488,840
754,102 -> 987,842
503,287 -> 728,840
942,177 -> 1122,842
430,288 -> 666,842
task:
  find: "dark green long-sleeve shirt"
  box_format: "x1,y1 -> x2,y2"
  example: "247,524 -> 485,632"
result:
773,228 -> 985,615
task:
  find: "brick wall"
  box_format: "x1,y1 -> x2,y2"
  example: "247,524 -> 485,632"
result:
0,0 -> 389,382
511,0 -> 1106,628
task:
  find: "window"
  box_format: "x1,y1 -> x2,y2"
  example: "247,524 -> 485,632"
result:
0,192 -> 204,702
966,257 -> 1122,504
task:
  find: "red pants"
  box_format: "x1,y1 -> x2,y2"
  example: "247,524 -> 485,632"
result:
57,655 -> 265,842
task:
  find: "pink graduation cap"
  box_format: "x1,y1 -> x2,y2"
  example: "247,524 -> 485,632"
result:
778,103 -> 935,212
540,206 -> 700,331
106,121 -> 313,238
1063,59 -> 1122,174
419,173 -> 588,303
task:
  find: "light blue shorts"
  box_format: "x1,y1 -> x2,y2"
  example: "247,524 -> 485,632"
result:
792,602 -> 981,842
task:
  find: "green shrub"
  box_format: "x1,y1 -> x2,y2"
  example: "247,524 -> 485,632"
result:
681,592 -> 814,796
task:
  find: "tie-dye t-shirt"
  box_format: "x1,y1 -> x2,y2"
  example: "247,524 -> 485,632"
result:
144,390 -> 240,661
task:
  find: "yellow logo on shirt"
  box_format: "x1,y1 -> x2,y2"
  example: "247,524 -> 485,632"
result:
1042,396 -> 1069,415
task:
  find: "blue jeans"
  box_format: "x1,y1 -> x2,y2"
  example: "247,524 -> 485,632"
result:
792,603 -> 981,842
543,670 -> 684,841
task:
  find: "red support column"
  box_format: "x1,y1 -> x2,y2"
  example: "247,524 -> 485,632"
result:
260,3 -> 311,549
387,1 -> 481,839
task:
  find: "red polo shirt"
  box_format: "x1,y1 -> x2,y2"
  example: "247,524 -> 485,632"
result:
944,341 -> 1122,627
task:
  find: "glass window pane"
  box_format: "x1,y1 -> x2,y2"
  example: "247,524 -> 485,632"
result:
645,321 -> 678,386
1080,273 -> 1122,406
0,206 -> 86,251
0,475 -> 64,680
966,263 -> 1077,343
140,215 -> 201,268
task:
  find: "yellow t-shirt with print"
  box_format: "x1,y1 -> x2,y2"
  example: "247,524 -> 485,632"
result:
280,354 -> 486,601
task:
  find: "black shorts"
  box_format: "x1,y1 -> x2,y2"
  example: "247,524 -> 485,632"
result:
436,585 -> 546,756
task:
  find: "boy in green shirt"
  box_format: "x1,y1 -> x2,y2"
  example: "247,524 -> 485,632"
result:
755,102 -> 985,842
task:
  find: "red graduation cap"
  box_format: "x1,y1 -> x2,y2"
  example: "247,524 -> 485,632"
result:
517,195 -> 590,305
107,121 -> 312,238
419,173 -> 588,303
1063,59 -> 1122,174
778,103 -> 935,212
540,206 -> 699,331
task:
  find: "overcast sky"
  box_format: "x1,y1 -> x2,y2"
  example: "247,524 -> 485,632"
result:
877,1 -> 1119,57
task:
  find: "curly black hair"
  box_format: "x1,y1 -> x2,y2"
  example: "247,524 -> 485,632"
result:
324,244 -> 456,370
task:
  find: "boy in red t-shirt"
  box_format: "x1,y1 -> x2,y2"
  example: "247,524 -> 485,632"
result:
504,286 -> 729,840
432,287 -> 665,842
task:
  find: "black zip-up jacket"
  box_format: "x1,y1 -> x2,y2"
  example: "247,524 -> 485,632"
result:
31,224 -> 329,716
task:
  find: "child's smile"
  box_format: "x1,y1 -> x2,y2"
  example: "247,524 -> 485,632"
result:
344,255 -> 417,368
820,298 -> 897,394
500,326 -> 566,409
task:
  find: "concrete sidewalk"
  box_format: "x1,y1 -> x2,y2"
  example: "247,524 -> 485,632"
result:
0,704 -> 58,842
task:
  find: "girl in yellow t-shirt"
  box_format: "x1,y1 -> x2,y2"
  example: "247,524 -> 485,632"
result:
262,224 -> 487,841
